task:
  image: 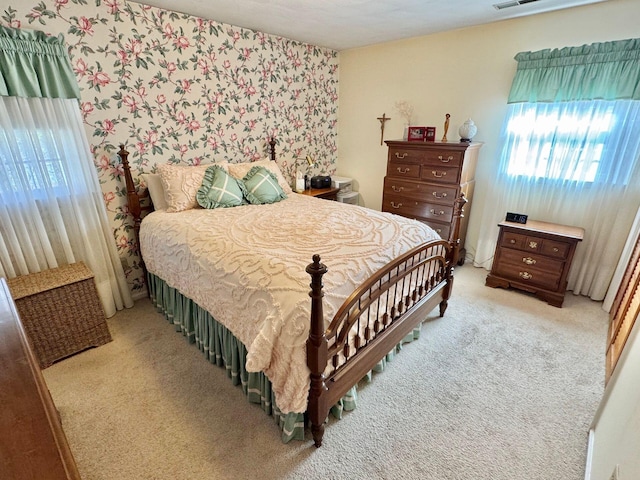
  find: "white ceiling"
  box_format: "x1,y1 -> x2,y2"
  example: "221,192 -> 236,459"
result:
132,0 -> 608,50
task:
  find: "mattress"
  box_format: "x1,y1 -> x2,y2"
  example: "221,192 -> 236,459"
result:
139,193 -> 439,413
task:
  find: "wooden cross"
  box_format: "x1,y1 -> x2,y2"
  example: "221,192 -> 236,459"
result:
377,113 -> 391,145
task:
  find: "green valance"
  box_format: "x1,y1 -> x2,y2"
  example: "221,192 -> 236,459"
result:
0,25 -> 80,99
508,38 -> 640,103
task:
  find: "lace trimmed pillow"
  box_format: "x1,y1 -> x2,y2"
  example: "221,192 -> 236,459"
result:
228,159 -> 293,195
197,165 -> 246,209
157,162 -> 228,212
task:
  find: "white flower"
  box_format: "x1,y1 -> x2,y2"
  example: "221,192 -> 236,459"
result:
394,101 -> 414,124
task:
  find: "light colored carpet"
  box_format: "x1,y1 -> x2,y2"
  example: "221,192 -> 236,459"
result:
43,265 -> 608,480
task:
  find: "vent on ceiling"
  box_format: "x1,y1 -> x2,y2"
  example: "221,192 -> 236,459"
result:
493,0 -> 539,9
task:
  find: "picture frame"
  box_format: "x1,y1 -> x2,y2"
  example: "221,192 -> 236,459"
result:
425,127 -> 436,142
407,126 -> 427,141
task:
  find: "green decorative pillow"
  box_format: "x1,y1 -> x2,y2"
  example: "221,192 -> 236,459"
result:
241,166 -> 288,205
196,165 -> 246,209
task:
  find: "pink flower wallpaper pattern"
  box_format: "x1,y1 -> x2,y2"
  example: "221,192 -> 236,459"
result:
2,0 -> 339,294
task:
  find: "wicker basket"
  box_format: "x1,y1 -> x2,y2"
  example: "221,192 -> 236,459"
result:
6,262 -> 112,369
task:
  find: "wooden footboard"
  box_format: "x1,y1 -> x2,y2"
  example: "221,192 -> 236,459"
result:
305,194 -> 466,447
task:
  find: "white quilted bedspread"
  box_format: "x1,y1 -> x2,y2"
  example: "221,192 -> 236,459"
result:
140,193 -> 439,413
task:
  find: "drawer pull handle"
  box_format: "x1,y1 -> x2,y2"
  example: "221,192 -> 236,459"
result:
509,239 -> 516,244
528,241 -> 538,249
553,247 -> 559,252
395,152 -> 408,159
519,271 -> 533,280
397,167 -> 411,174
430,208 -> 445,216
392,185 -> 404,192
438,155 -> 454,163
432,191 -> 447,199
522,257 -> 537,265
431,170 -> 446,178
390,202 -> 402,209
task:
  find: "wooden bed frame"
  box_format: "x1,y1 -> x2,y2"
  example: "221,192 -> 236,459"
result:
117,139 -> 465,447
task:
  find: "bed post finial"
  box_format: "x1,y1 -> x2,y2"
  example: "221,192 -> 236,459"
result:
268,137 -> 276,162
306,254 -> 329,448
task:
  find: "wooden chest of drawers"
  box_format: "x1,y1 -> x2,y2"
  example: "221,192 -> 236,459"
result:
485,220 -> 584,307
382,141 -> 482,263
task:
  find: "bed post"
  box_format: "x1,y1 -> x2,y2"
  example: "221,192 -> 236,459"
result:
267,137 -> 277,162
440,193 -> 467,316
306,254 -> 329,448
117,145 -> 147,281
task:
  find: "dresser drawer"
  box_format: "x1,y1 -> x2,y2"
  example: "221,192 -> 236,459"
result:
382,195 -> 454,223
421,220 -> 451,240
423,150 -> 464,168
493,262 -> 560,291
420,165 -> 461,185
499,248 -> 564,276
383,177 -> 458,204
386,162 -> 421,179
388,147 -> 425,164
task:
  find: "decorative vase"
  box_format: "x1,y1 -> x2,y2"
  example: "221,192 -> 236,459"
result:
458,118 -> 478,142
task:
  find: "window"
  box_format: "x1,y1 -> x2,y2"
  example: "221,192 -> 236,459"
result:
4,129 -> 71,199
500,100 -> 640,186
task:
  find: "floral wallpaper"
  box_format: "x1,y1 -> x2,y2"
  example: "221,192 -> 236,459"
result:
1,0 -> 339,295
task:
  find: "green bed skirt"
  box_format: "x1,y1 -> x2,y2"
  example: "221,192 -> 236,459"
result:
147,273 -> 423,443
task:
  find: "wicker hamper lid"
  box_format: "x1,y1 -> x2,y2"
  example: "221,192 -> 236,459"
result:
6,262 -> 95,300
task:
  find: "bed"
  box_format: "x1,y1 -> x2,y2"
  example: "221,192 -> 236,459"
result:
117,139 -> 465,447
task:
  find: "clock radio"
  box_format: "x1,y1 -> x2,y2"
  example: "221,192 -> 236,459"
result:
310,175 -> 332,189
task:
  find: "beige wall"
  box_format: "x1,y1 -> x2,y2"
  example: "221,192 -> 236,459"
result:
337,0 -> 640,263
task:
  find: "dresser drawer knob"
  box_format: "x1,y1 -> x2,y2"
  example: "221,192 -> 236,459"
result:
438,155 -> 454,163
432,191 -> 447,199
431,170 -> 446,178
395,152 -> 408,159
391,185 -> 404,192
397,167 -> 411,174
522,257 -> 537,265
519,271 -> 533,280
509,239 -> 516,244
390,201 -> 402,209
430,208 -> 445,216
553,247 -> 559,252
528,241 -> 538,249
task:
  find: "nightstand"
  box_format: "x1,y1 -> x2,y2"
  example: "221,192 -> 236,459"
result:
298,187 -> 340,201
485,220 -> 584,307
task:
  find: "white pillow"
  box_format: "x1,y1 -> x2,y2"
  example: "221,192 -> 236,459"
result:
228,160 -> 293,195
157,162 -> 229,213
141,173 -> 169,211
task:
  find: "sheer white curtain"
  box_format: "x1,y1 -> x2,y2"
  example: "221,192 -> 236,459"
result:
0,96 -> 133,317
474,100 -> 640,301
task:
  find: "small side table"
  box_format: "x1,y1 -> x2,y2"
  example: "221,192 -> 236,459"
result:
298,187 -> 340,201
6,262 -> 112,368
485,220 -> 584,307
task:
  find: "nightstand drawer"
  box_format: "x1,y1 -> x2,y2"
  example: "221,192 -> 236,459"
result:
493,262 -> 560,291
499,248 -> 564,275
